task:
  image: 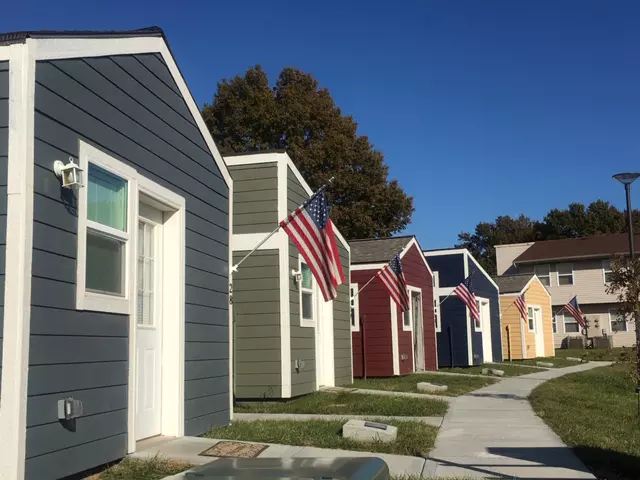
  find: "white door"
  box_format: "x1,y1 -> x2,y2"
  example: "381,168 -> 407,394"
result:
412,291 -> 425,371
478,299 -> 493,363
534,308 -> 545,357
135,203 -> 163,440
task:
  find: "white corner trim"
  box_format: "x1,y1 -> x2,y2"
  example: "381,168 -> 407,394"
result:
464,253 -> 473,365
232,232 -> 286,252
0,40 -> 35,480
390,298 -> 400,375
350,283 -> 360,332
279,242 -> 291,398
227,171 -> 234,418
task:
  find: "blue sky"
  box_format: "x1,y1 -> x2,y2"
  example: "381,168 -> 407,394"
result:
3,1 -> 639,248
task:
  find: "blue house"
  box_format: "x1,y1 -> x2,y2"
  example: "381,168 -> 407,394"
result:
424,249 -> 502,367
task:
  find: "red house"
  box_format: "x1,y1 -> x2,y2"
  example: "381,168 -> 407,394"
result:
350,236 -> 438,377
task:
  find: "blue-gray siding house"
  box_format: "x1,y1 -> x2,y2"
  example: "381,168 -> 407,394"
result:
0,28 -> 232,479
424,249 -> 502,367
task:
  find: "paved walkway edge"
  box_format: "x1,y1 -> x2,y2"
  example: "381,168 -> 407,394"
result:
323,385 -> 453,402
234,412 -> 444,427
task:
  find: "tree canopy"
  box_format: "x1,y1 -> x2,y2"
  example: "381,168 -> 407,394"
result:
202,65 -> 413,239
456,200 -> 640,274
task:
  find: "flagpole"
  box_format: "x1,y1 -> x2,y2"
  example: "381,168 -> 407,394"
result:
350,271 -> 381,302
231,177 -> 335,273
437,290 -> 456,307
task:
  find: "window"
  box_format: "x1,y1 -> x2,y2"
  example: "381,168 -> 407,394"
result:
609,310 -> 628,332
474,299 -> 486,330
552,315 -> 557,334
557,263 -> 574,286
350,284 -> 359,331
534,264 -> 551,286
300,260 -> 315,327
527,307 -> 535,331
603,259 -> 613,284
403,308 -> 412,330
562,313 -> 580,333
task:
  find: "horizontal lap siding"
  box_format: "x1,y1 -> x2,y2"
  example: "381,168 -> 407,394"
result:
402,245 -> 437,371
0,61 -> 7,390
28,54 -> 229,479
334,241 -> 352,386
352,269 -> 392,377
499,297 -> 524,360
524,279 -> 554,358
229,163 -> 278,234
232,250 -> 281,399
288,168 -> 315,396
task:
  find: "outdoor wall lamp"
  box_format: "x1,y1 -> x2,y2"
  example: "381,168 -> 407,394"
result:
291,269 -> 302,284
54,157 -> 83,189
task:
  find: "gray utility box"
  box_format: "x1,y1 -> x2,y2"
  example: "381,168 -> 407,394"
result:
185,457 -> 390,480
567,337 -> 585,349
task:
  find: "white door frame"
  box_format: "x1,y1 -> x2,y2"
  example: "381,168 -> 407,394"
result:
405,286 -> 425,372
314,275 -> 335,389
476,296 -> 492,363
128,177 -> 186,452
531,304 -> 545,357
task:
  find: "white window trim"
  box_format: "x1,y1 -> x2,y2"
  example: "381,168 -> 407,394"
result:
556,262 -> 574,286
608,309 -> 628,333
474,297 -> 489,332
298,255 -> 316,328
403,286 -> 422,332
76,142 -> 138,314
433,272 -> 441,333
527,305 -> 542,333
350,283 -> 360,332
560,312 -> 580,334
552,314 -> 557,334
602,259 -> 613,285
534,264 -> 551,286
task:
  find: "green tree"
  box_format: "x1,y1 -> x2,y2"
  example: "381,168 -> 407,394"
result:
202,66 -> 413,239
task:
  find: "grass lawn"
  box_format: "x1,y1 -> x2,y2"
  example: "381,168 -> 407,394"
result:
352,373 -> 496,396
510,356 -> 583,368
84,458 -> 192,479
438,363 -> 545,377
235,391 -> 448,416
530,362 -> 640,480
205,419 -> 438,457
555,347 -> 637,363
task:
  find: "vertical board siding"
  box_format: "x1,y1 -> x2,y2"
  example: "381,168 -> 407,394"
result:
524,279 -> 555,358
28,55 -> 229,479
402,245 -> 437,371
470,267 -> 502,362
229,163 -> 278,234
426,253 -> 472,367
351,269 -> 393,377
232,250 -> 282,399
287,167 -> 316,396
499,296 -> 525,360
333,241 -> 352,385
0,61 -> 7,390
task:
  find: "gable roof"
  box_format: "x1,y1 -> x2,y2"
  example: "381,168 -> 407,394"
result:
513,233 -> 640,264
350,236 -> 414,264
0,27 -> 164,44
424,248 -> 500,291
492,274 -> 535,294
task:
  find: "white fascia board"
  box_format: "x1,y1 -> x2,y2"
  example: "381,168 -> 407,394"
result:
224,153 -> 286,166
495,242 -> 535,249
351,263 -> 386,271
423,248 -> 466,257
0,39 -> 35,480
33,36 -> 233,190
0,46 -> 11,61
466,251 -> 500,291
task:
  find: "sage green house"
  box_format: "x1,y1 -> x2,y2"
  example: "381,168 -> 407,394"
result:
226,151 -> 352,399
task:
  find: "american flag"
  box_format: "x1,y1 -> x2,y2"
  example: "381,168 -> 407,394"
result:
514,293 -> 528,321
564,296 -> 586,329
377,252 -> 410,312
280,186 -> 345,301
455,273 -> 481,328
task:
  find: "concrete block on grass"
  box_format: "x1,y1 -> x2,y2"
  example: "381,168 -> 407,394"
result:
417,382 -> 448,393
342,419 -> 397,443
536,361 -> 554,367
565,357 -> 583,362
481,368 -> 504,377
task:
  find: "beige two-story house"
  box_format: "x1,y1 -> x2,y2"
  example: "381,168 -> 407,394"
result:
496,233 -> 638,348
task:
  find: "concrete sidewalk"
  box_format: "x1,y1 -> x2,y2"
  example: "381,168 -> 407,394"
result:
323,385 -> 453,402
132,436 -> 428,478
427,361 -> 611,479
235,412 -> 444,427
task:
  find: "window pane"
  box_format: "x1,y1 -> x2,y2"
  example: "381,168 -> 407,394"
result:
301,263 -> 312,289
565,321 -> 579,333
558,275 -> 573,285
86,230 -> 125,295
302,292 -> 313,320
557,263 -> 572,275
604,271 -> 613,283
88,164 -> 128,231
611,312 -> 627,332
534,265 -> 550,276
539,276 -> 550,286
552,317 -> 557,334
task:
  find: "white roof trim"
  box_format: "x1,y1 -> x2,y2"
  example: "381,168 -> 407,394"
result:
498,275 -> 550,299
400,237 -> 433,276
423,248 -> 466,257
31,36 -> 233,189
495,242 -> 535,249
465,251 -> 500,291
351,263 -> 386,271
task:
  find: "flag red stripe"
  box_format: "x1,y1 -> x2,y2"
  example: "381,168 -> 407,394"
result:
377,265 -> 409,311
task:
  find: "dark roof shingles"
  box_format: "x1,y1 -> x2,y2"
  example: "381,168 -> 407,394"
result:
349,236 -> 414,264
492,274 -> 534,294
513,233 -> 640,263
0,27 -> 163,45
